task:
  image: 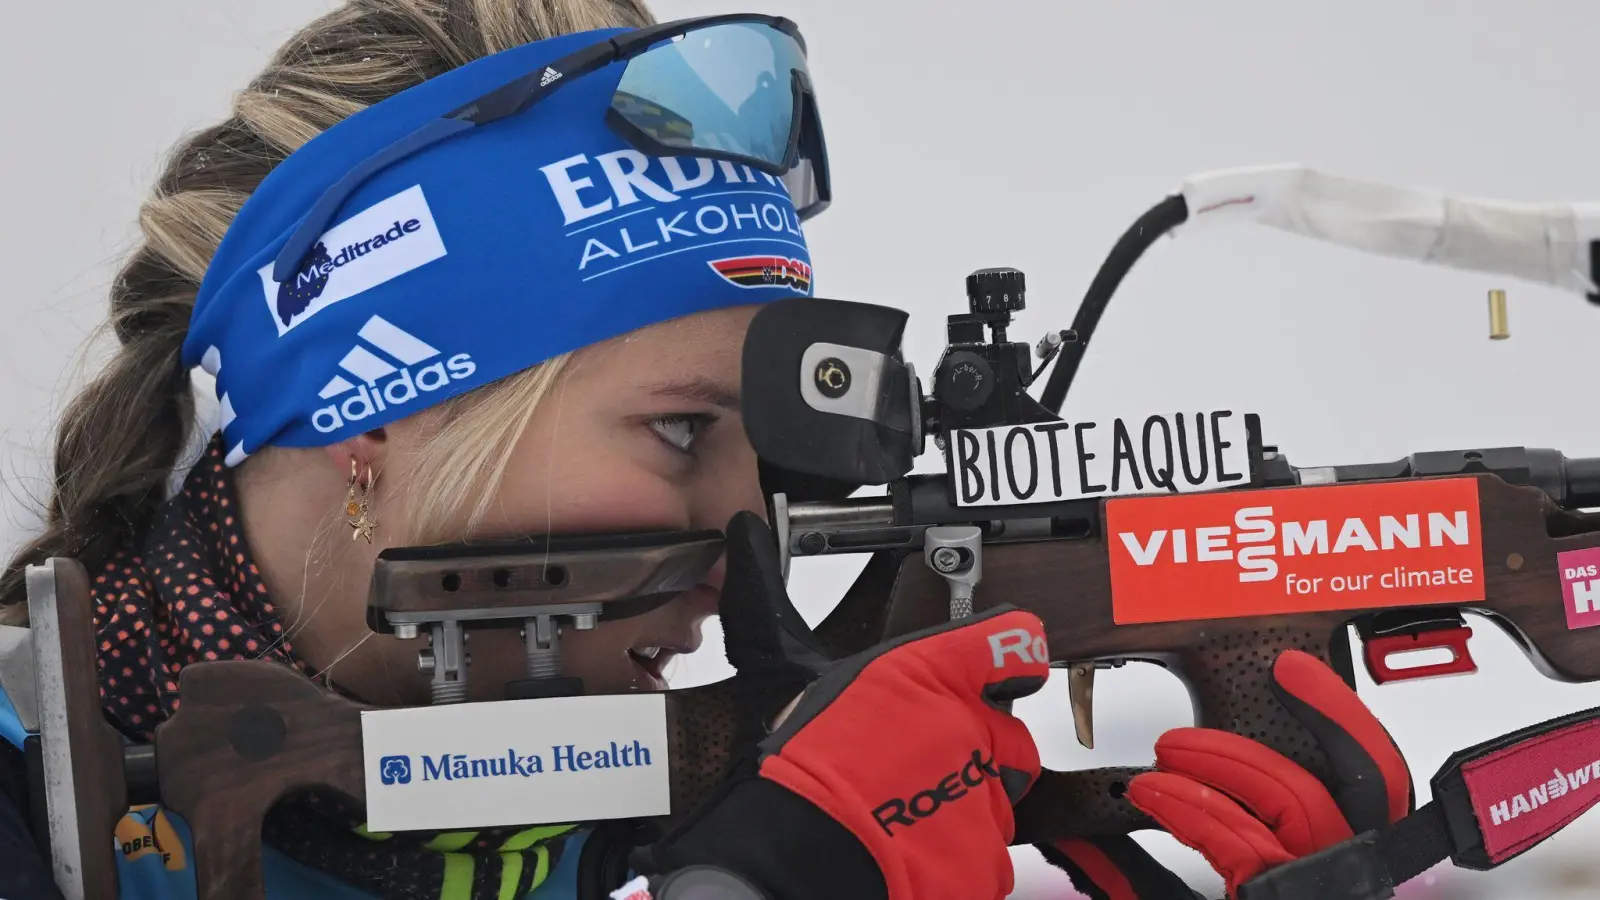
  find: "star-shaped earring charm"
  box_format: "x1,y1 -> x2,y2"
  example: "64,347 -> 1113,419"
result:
349,511 -> 377,543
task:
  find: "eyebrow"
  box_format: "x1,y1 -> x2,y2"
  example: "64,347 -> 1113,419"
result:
648,377 -> 742,412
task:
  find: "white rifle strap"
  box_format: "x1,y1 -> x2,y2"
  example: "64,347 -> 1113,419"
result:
1176,164 -> 1600,297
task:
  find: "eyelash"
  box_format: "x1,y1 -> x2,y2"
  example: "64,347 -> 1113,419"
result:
648,413 -> 716,455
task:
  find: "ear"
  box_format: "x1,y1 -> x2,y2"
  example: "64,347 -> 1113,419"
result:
320,428 -> 389,488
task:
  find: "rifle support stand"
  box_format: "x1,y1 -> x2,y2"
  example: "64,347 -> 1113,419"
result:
157,662 -> 371,900
27,559 -> 129,900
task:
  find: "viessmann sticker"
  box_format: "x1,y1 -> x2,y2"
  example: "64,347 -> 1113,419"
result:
1106,477 -> 1485,624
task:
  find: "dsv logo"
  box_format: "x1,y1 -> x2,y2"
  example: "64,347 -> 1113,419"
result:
871,749 -> 1000,835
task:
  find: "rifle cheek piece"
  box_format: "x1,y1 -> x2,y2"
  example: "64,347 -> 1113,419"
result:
366,530 -> 726,703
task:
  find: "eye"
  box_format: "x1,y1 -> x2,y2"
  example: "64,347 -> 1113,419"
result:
648,413 -> 714,455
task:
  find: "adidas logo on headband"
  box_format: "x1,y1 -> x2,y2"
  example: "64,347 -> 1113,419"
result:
310,315 -> 476,434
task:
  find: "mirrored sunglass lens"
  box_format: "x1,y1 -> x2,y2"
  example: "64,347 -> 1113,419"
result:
781,157 -> 821,215
613,23 -> 806,167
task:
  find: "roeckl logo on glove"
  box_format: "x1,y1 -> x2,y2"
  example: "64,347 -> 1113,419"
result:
872,749 -> 1001,836
988,627 -> 1048,668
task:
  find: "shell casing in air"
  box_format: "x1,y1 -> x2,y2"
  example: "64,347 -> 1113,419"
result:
1488,289 -> 1509,340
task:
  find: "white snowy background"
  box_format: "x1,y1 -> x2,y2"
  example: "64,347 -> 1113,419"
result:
5,2 -> 1600,897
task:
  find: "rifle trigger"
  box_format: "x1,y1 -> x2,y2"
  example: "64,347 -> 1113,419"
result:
1068,663 -> 1095,749
1362,623 -> 1477,685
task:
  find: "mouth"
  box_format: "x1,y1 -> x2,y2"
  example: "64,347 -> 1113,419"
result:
627,642 -> 694,690
624,584 -> 715,691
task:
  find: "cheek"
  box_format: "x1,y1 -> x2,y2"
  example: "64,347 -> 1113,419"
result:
688,439 -> 767,531
490,441 -> 695,534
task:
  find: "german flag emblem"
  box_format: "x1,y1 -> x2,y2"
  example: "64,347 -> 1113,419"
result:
708,255 -> 812,293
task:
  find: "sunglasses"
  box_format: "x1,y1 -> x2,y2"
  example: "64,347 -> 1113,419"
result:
273,13 -> 831,284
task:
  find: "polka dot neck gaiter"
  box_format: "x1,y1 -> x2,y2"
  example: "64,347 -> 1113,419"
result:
89,435 -> 576,900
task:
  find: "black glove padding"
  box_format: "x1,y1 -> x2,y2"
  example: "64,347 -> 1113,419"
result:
1040,836 -> 1205,900
713,510 -> 831,749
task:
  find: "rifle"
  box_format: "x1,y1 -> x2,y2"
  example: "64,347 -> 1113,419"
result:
18,164 -> 1600,899
728,163 -> 1600,895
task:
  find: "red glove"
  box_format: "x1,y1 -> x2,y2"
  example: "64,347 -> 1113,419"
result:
635,511 -> 1050,900
1042,650 -> 1413,899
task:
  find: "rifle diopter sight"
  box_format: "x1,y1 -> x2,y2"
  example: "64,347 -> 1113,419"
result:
743,264 -> 1093,617
745,265 -> 1065,493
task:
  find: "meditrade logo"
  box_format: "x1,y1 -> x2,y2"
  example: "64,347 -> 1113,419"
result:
257,184 -> 448,336
1106,478 -> 1485,624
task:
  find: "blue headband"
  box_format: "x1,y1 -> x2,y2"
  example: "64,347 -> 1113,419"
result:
183,27 -> 814,467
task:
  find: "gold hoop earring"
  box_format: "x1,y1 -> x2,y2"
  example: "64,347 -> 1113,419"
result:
345,458 -> 378,543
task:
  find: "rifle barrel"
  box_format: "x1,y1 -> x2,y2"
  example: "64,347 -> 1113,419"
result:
781,448 -> 1600,561
1566,456 -> 1600,509
786,499 -> 894,532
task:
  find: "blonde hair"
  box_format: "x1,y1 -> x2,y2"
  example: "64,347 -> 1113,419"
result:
397,352 -> 573,545
0,0 -> 655,618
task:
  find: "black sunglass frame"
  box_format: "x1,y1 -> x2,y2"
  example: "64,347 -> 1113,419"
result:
273,13 -> 829,283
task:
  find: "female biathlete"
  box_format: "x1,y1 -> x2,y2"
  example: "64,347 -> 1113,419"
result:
0,2 -> 1416,898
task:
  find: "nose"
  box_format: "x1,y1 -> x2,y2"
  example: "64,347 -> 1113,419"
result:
682,578 -> 722,619
683,433 -> 770,616
703,555 -> 727,593
709,438 -> 769,525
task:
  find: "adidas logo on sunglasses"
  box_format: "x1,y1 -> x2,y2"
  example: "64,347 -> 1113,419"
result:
310,315 -> 476,434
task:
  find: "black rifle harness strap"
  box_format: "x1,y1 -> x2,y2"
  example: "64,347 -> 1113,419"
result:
1239,704 -> 1600,900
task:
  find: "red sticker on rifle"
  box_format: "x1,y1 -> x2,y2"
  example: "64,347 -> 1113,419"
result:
1556,546 -> 1600,631
1106,478 -> 1485,624
1460,717 -> 1600,864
